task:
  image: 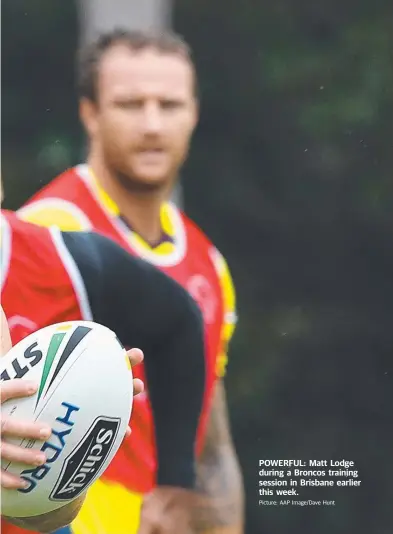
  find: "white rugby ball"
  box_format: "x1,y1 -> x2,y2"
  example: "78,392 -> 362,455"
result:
1,320 -> 133,518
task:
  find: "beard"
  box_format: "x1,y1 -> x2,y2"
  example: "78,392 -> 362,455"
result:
113,169 -> 169,194
101,140 -> 183,195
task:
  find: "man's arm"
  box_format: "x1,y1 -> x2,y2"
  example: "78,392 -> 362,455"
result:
193,380 -> 244,533
192,248 -> 244,533
61,230 -> 206,489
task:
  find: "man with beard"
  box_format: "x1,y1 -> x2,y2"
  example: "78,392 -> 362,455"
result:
19,29 -> 244,534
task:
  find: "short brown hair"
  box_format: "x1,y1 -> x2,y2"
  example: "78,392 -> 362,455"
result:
77,28 -> 196,102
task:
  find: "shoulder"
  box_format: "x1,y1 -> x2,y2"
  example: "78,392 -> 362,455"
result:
18,197 -> 92,231
3,211 -> 67,278
17,167 -> 92,231
177,207 -> 215,248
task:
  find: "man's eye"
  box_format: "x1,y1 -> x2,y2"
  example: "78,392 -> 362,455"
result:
161,100 -> 182,110
117,100 -> 143,109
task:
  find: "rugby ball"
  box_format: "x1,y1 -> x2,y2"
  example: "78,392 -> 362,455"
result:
1,321 -> 133,518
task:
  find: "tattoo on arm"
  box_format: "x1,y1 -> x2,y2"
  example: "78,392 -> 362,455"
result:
193,381 -> 244,533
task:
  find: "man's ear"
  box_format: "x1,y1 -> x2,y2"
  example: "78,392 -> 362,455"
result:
79,97 -> 99,138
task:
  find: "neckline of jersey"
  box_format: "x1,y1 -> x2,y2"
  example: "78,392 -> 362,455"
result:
83,166 -> 186,261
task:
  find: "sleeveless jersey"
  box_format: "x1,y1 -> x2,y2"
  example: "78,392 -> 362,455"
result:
0,211 -> 91,534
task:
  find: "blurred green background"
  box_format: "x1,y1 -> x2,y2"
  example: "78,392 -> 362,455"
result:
2,1 -> 393,532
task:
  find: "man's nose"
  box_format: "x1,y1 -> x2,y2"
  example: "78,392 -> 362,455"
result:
141,102 -> 163,134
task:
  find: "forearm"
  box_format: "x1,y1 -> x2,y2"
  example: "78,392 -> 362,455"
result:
5,494 -> 85,533
192,381 -> 244,533
193,442 -> 244,533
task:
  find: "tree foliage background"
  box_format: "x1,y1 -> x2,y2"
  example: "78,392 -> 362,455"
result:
2,1 -> 393,532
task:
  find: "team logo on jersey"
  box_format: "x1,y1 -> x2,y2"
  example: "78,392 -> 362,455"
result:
187,275 -> 218,325
50,416 -> 120,501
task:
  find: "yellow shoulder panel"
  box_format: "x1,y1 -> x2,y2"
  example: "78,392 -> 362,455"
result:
18,198 -> 92,232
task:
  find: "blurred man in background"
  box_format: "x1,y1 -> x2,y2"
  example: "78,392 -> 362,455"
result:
19,29 -> 244,534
